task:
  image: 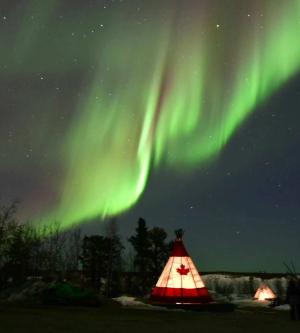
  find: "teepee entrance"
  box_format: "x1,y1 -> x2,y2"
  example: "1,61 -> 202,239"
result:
151,230 -> 212,304
254,283 -> 276,301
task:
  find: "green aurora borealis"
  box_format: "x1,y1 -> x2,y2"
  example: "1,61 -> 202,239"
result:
1,0 -> 300,229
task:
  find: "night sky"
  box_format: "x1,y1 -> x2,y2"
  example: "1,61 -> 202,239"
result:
1,0 -> 300,273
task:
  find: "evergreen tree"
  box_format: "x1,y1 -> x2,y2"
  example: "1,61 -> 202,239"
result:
103,219 -> 123,296
148,227 -> 169,281
128,217 -> 152,295
81,230 -> 123,295
81,235 -> 106,290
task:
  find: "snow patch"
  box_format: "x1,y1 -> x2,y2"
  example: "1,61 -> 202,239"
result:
274,304 -> 290,311
113,296 -> 183,311
113,296 -> 167,310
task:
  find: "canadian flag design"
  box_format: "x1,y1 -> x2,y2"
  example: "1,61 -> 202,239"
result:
151,230 -> 212,304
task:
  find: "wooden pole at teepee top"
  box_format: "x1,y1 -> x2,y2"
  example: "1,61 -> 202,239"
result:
175,229 -> 185,240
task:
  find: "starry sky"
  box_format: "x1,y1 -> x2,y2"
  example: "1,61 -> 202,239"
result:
1,0 -> 300,272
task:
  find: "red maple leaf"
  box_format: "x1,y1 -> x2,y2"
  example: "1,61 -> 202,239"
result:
176,264 -> 190,275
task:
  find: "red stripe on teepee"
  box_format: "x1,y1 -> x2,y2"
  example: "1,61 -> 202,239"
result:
151,287 -> 212,304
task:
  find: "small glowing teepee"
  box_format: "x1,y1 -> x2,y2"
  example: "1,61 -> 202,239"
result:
254,283 -> 276,301
151,229 -> 212,304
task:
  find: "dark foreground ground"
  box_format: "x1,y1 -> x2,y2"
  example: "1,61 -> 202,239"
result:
0,302 -> 300,333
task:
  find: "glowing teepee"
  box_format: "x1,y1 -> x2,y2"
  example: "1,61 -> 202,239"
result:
151,229 -> 212,304
254,283 -> 276,301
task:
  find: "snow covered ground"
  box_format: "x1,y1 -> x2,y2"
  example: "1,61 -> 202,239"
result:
202,274 -> 288,299
113,295 -> 290,312
113,296 -> 174,311
202,274 -> 290,311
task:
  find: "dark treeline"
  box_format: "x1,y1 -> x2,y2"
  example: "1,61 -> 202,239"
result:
0,202 -> 172,297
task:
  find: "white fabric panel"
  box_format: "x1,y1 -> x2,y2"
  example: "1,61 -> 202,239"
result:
186,257 -> 205,288
155,256 -> 205,289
